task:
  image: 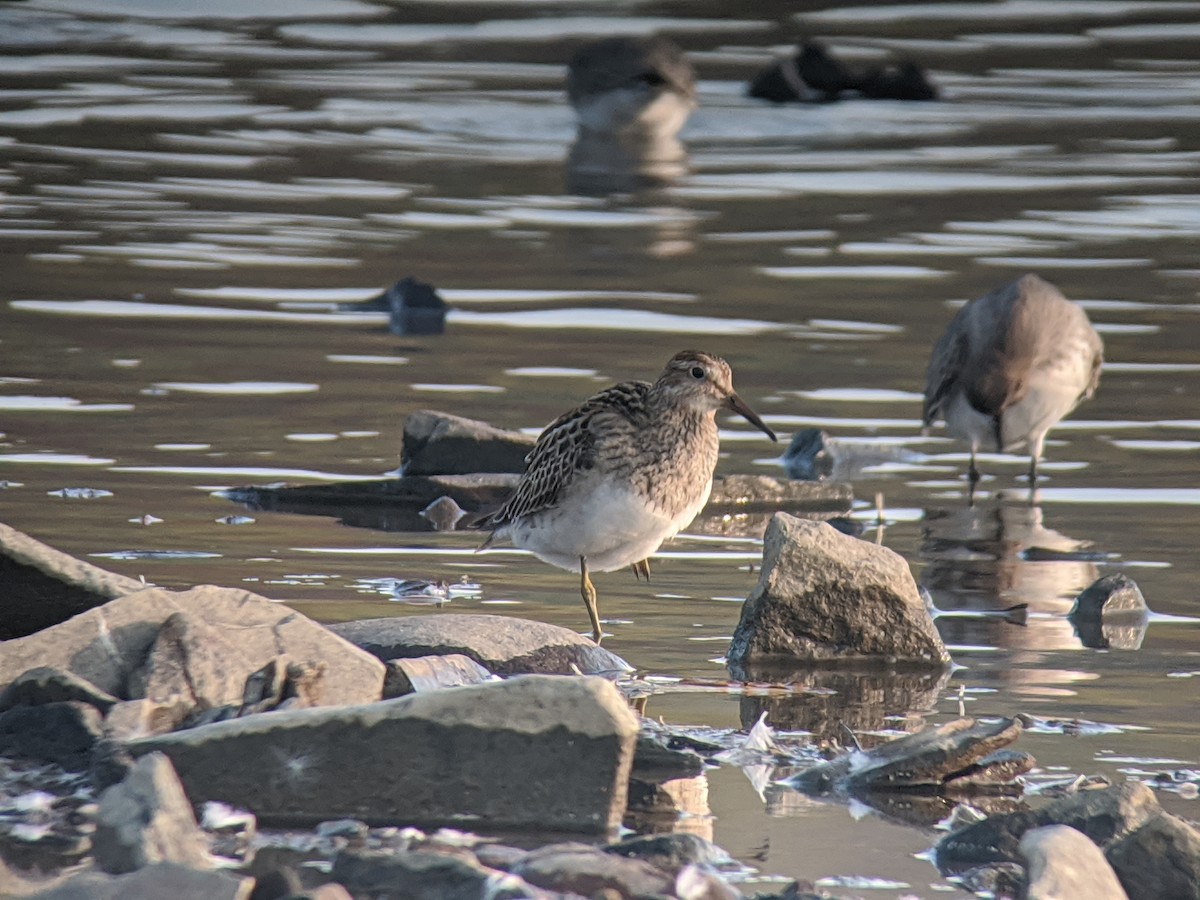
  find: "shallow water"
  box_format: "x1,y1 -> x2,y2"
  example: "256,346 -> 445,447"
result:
2,0 -> 1199,893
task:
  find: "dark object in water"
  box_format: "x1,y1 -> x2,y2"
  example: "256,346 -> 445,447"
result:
1068,573 -> 1149,650
782,428 -> 833,480
748,41 -> 938,104
383,276 -> 446,335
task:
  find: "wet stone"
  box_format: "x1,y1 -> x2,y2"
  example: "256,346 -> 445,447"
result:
382,653 -> 494,699
124,675 -> 638,834
1020,825 -> 1129,900
1105,812 -> 1200,900
329,613 -> 633,677
727,514 -> 950,667
936,781 -> 1162,867
401,409 -> 535,477
93,752 -> 211,875
0,666 -> 118,714
0,701 -> 103,771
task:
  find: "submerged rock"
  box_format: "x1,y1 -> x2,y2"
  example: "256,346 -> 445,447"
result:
401,409 -> 535,477
94,753 -> 211,875
1069,573 -> 1150,650
125,675 -> 639,834
0,585 -> 385,707
0,521 -> 144,640
728,514 -> 950,667
329,613 -> 633,677
1020,825 -> 1129,900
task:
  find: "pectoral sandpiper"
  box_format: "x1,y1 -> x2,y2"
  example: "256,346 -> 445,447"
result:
923,273 -> 1103,495
480,350 -> 776,643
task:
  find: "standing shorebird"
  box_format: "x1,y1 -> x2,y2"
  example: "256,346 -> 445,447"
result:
567,35 -> 697,143
479,350 -> 776,643
923,273 -> 1103,495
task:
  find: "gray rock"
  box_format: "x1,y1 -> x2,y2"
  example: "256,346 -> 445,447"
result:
512,842 -> 674,898
383,654 -> 494,698
94,752 -> 211,874
0,700 -> 103,770
0,521 -> 145,640
329,614 -> 633,677
1020,825 -> 1128,900
605,832 -> 731,873
1106,812 -> 1200,900
1069,574 -> 1150,650
332,848 -> 543,899
0,666 -> 118,713
0,585 -> 385,705
728,514 -> 950,667
130,612 -> 256,711
125,675 -> 639,834
937,781 -> 1162,866
401,409 -> 535,477
28,862 -> 251,900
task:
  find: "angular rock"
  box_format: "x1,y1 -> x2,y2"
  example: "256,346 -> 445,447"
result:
790,717 -> 1029,795
104,698 -> 192,741
937,781 -> 1161,866
94,752 -> 211,874
1106,812 -> 1200,900
0,701 -> 103,770
1020,825 -> 1129,900
728,514 -> 950,667
401,409 -> 535,477
0,585 -> 384,705
130,612 -> 256,711
28,862 -> 251,900
0,521 -> 145,640
332,848 -> 541,899
329,614 -> 633,677
125,675 -> 639,833
382,654 -> 494,698
512,843 -> 674,898
0,666 -> 118,714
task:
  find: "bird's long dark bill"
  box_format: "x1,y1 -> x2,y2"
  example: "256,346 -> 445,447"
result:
728,393 -> 777,442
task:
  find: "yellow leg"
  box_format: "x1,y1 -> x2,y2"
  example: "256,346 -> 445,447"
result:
630,558 -> 652,582
580,556 -> 603,644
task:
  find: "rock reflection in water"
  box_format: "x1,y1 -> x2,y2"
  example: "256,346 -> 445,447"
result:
921,500 -> 1116,651
729,663 -> 949,742
566,131 -> 689,196
625,775 -> 713,843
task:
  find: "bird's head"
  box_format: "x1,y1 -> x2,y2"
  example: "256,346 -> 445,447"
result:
656,350 -> 777,441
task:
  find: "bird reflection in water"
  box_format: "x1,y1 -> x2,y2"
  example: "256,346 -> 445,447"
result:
919,498 -> 1135,652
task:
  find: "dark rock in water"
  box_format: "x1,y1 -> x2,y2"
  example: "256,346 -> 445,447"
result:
329,613 -> 633,677
27,862 -> 252,899
331,848 -> 536,899
856,61 -> 938,100
0,666 -> 118,714
125,676 -> 638,834
94,752 -> 211,875
728,514 -> 950,667
790,717 -> 1029,795
0,701 -> 103,770
937,781 -> 1161,867
382,653 -> 493,698
781,429 -> 833,480
511,842 -> 675,898
1020,825 -> 1129,900
0,521 -> 144,640
401,409 -> 535,477
1106,811 -> 1200,900
748,41 -> 936,104
0,585 -> 384,707
1069,573 -> 1149,650
386,276 -> 448,336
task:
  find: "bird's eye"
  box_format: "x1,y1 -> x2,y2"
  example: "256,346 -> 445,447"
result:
690,366 -> 704,379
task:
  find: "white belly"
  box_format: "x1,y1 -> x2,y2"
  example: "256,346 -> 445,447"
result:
504,477 -> 711,573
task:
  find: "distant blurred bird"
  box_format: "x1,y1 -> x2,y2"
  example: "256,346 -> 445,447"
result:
922,274 -> 1103,494
567,34 -> 696,141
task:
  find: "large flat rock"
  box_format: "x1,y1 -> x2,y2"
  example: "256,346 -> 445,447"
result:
125,675 -> 639,834
329,613 -> 633,677
0,584 -> 384,705
728,514 -> 950,667
401,409 -> 535,476
0,521 -> 144,640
